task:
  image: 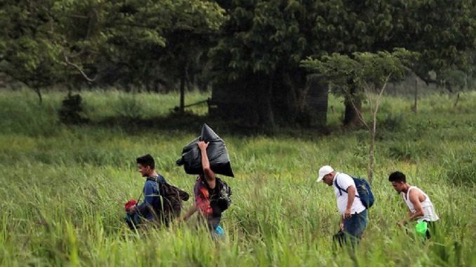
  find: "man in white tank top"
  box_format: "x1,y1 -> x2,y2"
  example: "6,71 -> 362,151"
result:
388,171 -> 439,238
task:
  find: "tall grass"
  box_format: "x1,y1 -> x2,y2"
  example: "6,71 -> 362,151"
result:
0,88 -> 475,266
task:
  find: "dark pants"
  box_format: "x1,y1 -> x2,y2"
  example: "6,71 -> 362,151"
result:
334,209 -> 368,248
344,209 -> 368,240
207,216 -> 221,231
125,213 -> 142,230
425,221 -> 437,239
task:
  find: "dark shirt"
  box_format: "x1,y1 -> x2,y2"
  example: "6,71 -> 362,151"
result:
137,175 -> 167,220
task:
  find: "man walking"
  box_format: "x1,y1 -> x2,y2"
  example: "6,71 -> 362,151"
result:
182,141 -> 229,238
125,154 -> 167,228
317,165 -> 368,246
388,171 -> 439,239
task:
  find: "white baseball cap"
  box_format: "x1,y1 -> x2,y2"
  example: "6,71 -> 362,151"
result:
316,165 -> 334,182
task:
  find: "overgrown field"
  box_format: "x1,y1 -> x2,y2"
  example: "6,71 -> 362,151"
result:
0,89 -> 475,266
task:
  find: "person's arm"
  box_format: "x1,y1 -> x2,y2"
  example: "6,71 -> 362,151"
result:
344,185 -> 357,219
182,206 -> 197,221
337,174 -> 356,219
134,181 -> 156,215
404,190 -> 425,223
398,190 -> 425,226
198,141 -> 216,189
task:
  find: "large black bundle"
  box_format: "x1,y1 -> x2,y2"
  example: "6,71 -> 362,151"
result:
176,124 -> 234,177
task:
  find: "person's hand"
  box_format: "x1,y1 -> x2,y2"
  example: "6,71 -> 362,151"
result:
339,222 -> 344,231
344,208 -> 352,219
126,205 -> 136,214
198,141 -> 209,150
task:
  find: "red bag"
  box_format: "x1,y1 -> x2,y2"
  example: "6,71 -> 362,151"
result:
124,199 -> 137,211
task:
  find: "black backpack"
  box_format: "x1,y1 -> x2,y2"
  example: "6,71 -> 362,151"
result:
209,178 -> 232,215
149,178 -> 190,225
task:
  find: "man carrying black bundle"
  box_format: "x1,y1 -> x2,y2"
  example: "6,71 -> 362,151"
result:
176,123 -> 234,178
182,141 -> 231,238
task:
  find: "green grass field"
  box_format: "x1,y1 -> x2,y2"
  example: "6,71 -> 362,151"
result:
0,88 -> 475,266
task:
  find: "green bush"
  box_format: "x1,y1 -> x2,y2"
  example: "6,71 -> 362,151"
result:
58,93 -> 89,125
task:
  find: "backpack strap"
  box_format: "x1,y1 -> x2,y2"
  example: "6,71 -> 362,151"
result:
334,174 -> 360,198
146,176 -> 166,215
333,174 -> 345,196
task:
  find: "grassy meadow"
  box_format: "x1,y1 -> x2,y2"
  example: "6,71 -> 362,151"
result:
0,88 -> 475,266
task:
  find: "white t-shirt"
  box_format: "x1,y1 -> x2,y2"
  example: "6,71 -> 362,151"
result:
332,172 -> 366,215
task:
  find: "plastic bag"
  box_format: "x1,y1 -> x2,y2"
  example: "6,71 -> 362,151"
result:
415,220 -> 428,238
176,123 -> 234,177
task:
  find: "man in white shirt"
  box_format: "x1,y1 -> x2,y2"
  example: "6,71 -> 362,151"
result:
317,165 -> 368,246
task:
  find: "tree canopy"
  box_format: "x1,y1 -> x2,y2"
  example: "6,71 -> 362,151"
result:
0,0 -> 474,128
209,0 -> 476,128
0,0 -> 226,96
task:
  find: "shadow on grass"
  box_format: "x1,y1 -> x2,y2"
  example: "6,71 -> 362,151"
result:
87,111 -> 333,140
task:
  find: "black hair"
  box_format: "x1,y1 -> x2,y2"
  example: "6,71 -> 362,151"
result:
389,171 -> 406,183
136,154 -> 155,169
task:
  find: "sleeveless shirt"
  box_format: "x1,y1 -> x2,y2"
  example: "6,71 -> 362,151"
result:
403,186 -> 439,222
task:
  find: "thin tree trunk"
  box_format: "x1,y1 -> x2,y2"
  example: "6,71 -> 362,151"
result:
343,95 -> 362,127
343,81 -> 362,127
412,77 -> 418,113
34,87 -> 43,105
453,92 -> 460,108
367,75 -> 390,184
368,130 -> 375,183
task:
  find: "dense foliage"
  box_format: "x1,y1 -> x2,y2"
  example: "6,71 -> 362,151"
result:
210,0 -> 475,126
0,0 -> 475,126
0,0 -> 225,94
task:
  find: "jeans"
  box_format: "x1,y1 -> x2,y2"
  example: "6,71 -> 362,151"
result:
343,209 -> 368,245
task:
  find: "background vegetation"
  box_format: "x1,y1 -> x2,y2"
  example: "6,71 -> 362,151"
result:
2,0 -> 475,127
0,89 -> 474,266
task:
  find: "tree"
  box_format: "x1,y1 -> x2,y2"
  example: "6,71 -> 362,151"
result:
0,0 -> 65,103
301,48 -> 418,182
86,0 -> 225,102
155,0 -> 226,112
1,0 -> 105,100
209,0 -> 476,128
0,0 -> 225,104
209,0 -> 324,128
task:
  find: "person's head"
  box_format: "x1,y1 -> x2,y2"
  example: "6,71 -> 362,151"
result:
136,154 -> 155,177
316,165 -> 335,186
388,171 -> 407,193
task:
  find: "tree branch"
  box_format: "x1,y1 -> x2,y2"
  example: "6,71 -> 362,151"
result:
349,92 -> 369,130
63,54 -> 96,82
